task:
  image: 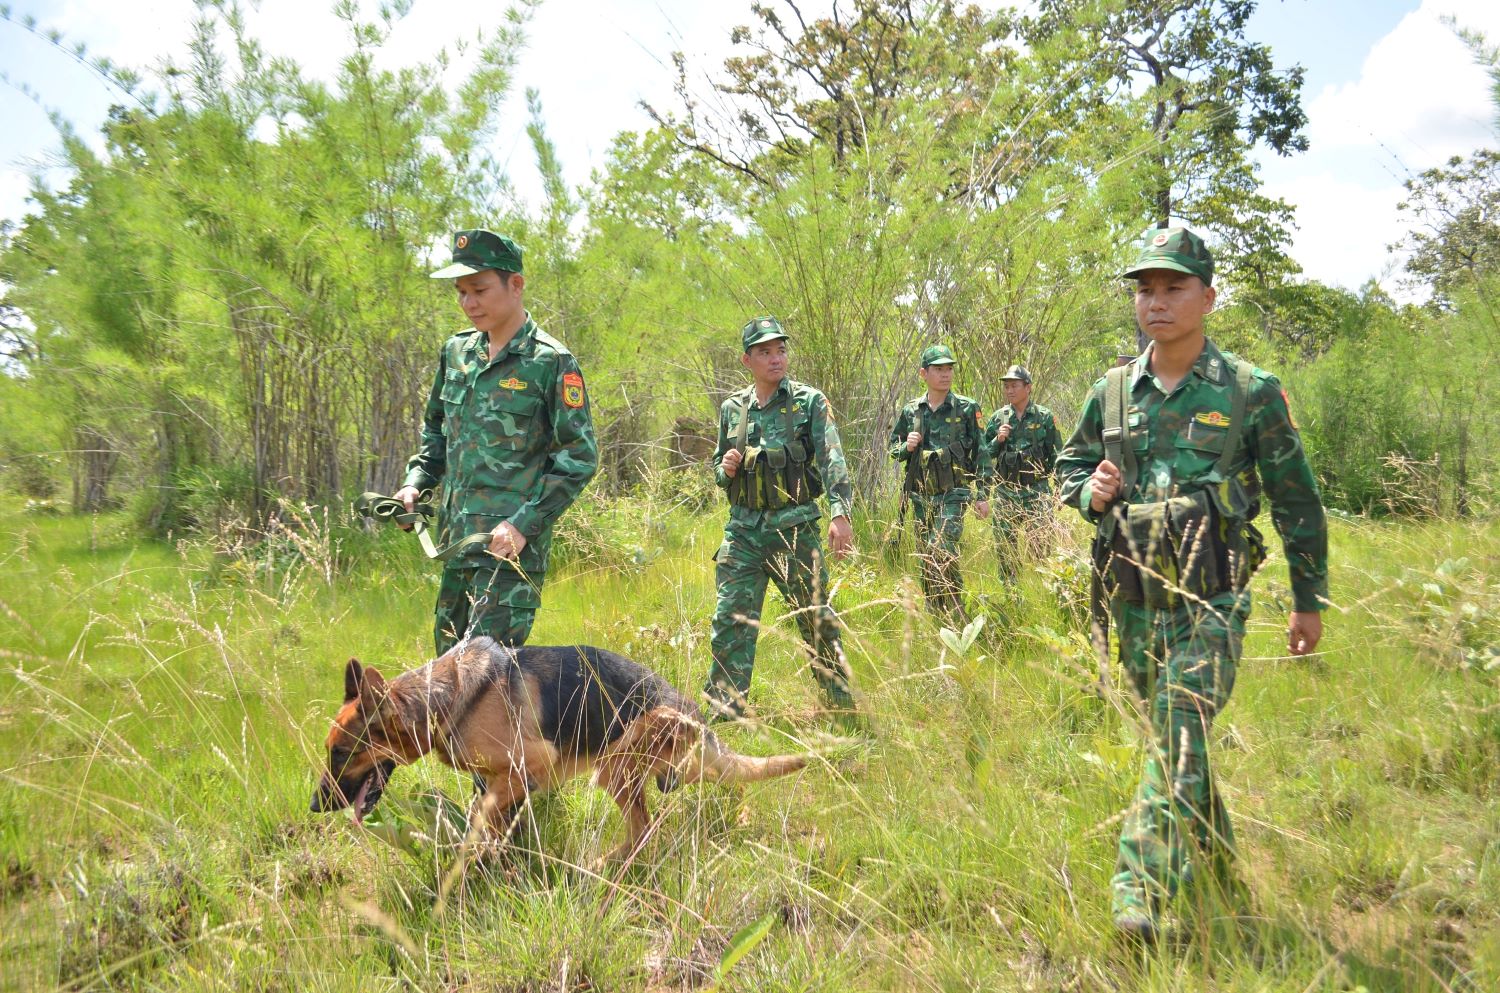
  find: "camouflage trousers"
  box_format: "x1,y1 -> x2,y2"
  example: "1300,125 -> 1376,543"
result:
911,492 -> 968,619
433,562 -> 544,655
705,519 -> 855,719
1110,592 -> 1245,919
991,482 -> 1053,581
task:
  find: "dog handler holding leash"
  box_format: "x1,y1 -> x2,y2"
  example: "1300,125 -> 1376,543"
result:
389,229 -> 599,655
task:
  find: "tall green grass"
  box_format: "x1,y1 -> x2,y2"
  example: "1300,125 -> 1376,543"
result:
1,504 -> 1497,991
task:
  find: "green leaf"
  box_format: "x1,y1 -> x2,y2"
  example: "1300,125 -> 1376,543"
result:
712,910 -> 778,985
961,614 -> 986,651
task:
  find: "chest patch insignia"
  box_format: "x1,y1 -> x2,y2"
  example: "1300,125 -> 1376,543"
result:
562,372 -> 585,409
1194,410 -> 1230,428
497,377 -> 528,390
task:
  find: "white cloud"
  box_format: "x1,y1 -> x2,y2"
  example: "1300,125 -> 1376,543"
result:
1264,0 -> 1500,294
1309,0 -> 1499,164
0,169 -> 35,228
1278,174 -> 1410,289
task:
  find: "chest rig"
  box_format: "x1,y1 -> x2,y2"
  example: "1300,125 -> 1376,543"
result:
726,390 -> 823,511
1097,358 -> 1265,609
901,405 -> 976,496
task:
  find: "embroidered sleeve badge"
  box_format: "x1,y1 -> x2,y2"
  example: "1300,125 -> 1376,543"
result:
562,371 -> 585,408
1281,388 -> 1299,430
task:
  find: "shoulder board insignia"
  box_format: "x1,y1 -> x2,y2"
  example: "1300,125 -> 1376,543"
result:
497,377 -> 527,390
562,371 -> 585,408
1206,357 -> 1223,383
1194,410 -> 1230,427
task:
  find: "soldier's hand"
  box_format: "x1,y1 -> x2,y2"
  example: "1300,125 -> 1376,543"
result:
996,424 -> 1012,443
828,515 -> 854,561
905,431 -> 922,452
392,485 -> 424,531
973,500 -> 991,521
1089,459 -> 1122,513
488,521 -> 528,560
721,448 -> 743,478
1288,611 -> 1323,657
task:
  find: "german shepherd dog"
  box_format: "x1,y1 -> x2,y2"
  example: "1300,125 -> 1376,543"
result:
311,637 -> 808,862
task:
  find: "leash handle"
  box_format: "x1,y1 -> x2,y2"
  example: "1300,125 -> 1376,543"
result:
353,491 -> 492,562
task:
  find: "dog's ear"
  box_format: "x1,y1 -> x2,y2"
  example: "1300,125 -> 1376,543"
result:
344,658 -> 364,703
358,665 -> 389,717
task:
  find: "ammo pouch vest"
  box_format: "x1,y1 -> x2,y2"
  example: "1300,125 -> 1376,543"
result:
1105,491 -> 1250,607
998,446 -> 1045,486
726,391 -> 824,511
1097,358 -> 1266,609
913,446 -> 973,496
902,408 -> 974,496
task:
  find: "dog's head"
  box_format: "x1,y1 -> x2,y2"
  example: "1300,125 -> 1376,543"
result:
310,658 -> 402,820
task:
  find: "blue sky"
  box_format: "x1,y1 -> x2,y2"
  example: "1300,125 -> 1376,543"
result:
2,0 -> 1497,295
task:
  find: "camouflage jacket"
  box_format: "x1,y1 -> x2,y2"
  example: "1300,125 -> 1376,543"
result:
984,402 -> 1062,489
713,378 -> 853,530
403,316 -> 599,574
1056,338 -> 1328,613
888,392 -> 992,500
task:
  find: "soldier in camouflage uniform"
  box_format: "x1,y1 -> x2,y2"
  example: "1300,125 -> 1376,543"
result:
395,230 -> 599,656
888,345 -> 992,619
984,365 -> 1061,582
1057,227 -> 1328,941
704,316 -> 858,721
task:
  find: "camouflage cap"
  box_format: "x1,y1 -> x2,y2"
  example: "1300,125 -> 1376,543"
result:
429,229 -> 524,279
1123,225 -> 1213,286
1000,364 -> 1032,384
742,315 -> 789,351
920,344 -> 957,367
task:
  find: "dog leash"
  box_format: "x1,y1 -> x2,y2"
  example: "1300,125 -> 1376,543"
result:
353,491 -> 493,562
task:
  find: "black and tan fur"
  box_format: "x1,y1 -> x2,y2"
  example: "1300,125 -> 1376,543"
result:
311,637 -> 807,861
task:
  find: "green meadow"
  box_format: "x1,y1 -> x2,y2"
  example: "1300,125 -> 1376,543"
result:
2,499 -> 1498,992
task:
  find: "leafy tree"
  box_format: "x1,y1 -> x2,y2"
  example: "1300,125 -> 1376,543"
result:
1025,0 -> 1306,286
0,0 -> 532,527
1395,150 -> 1500,306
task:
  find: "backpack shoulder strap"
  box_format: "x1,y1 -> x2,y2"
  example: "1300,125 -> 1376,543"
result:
1101,366 -> 1136,501
734,388 -> 753,453
1211,359 -> 1254,480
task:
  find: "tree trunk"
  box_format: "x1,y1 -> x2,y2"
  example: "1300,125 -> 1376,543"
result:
75,424 -> 120,513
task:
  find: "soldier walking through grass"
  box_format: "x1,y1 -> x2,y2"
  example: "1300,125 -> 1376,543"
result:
888,345 -> 992,619
983,365 -> 1060,582
703,316 -> 858,723
1056,227 -> 1328,941
394,230 -> 599,655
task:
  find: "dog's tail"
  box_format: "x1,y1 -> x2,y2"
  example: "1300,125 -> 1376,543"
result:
612,707 -> 808,788
691,730 -> 807,784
